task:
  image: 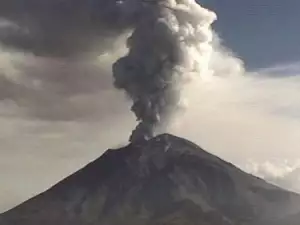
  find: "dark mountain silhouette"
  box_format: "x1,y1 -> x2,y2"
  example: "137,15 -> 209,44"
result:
1,134 -> 300,225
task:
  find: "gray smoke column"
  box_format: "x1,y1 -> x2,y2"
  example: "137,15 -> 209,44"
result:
113,0 -> 216,142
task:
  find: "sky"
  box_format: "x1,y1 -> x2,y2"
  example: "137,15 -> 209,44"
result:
1,0 -> 300,213
200,0 -> 300,69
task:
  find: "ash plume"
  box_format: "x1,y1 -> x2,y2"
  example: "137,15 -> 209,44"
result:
113,0 -> 216,142
0,0 -> 217,142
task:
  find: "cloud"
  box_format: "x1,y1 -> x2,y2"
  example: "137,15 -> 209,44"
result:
0,0 -> 146,56
254,61 -> 300,78
244,159 -> 300,193
0,38 -> 134,121
169,61 -> 300,192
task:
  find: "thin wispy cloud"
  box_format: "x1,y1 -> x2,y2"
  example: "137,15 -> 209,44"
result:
254,61 -> 300,77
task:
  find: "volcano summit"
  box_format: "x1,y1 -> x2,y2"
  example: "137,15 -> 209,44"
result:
1,134 -> 300,225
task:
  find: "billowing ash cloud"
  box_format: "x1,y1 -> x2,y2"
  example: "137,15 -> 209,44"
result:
113,0 -> 216,142
0,0 -> 218,141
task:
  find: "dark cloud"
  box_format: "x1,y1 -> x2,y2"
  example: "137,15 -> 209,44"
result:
0,0 -> 142,121
0,0 -> 143,56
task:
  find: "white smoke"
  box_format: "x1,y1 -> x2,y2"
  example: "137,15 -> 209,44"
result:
113,0 -> 217,142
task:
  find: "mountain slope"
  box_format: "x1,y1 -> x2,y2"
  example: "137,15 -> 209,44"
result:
1,134 -> 300,225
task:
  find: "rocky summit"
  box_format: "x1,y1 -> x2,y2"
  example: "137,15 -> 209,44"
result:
1,134 -> 300,225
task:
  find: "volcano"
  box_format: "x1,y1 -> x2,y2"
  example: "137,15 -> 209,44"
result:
1,134 -> 300,225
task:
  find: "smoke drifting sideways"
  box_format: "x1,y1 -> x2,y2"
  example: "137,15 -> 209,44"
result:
113,0 -> 217,142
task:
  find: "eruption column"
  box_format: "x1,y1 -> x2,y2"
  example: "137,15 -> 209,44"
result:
113,0 -> 216,142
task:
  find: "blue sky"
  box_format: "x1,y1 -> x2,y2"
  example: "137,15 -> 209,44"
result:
200,0 -> 300,69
